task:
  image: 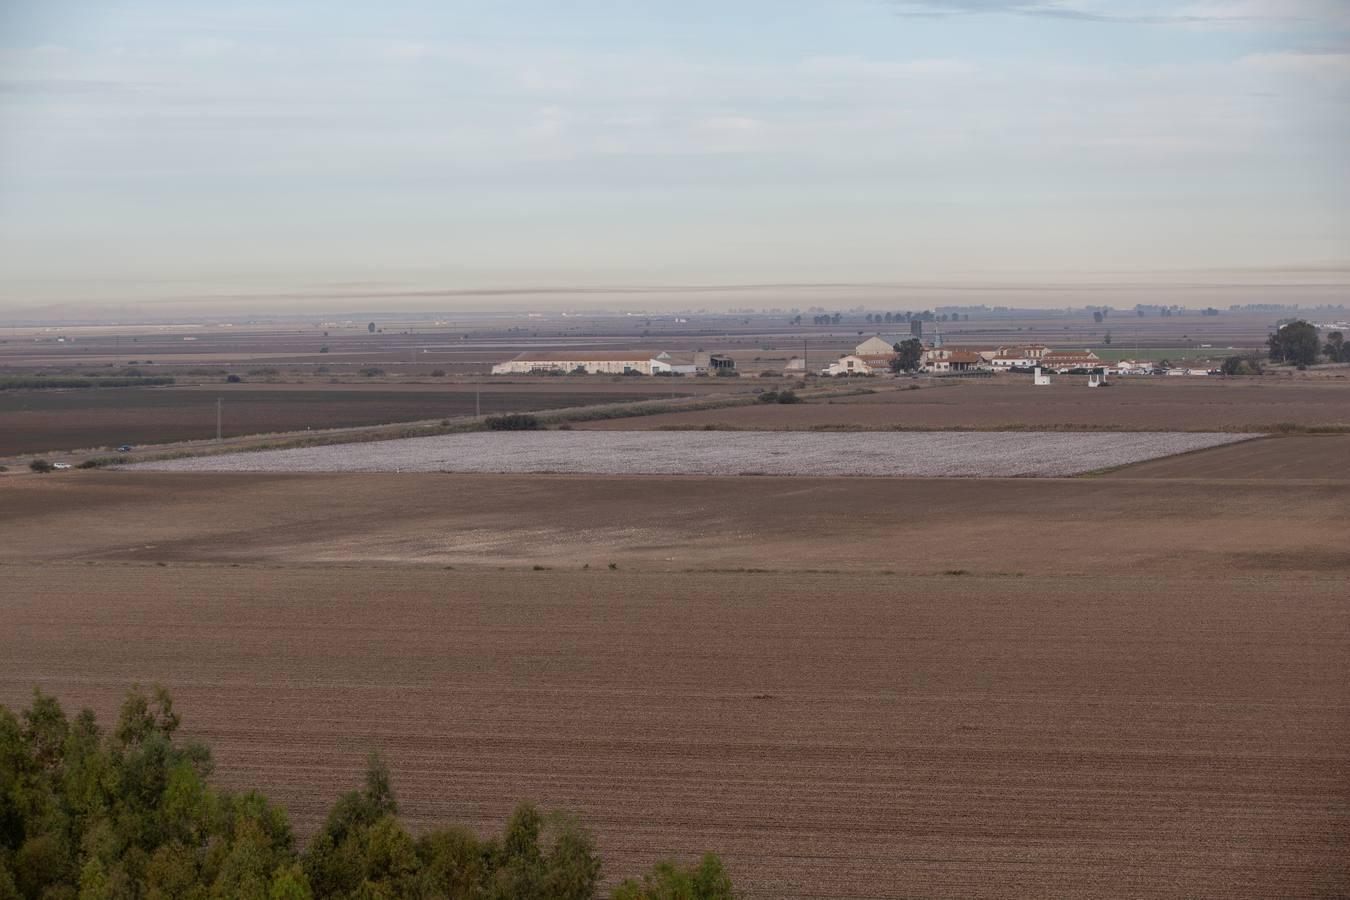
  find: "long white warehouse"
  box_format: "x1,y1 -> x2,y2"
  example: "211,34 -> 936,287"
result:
491,351 -> 656,375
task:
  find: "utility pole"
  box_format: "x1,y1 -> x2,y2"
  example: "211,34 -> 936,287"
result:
216,398 -> 223,441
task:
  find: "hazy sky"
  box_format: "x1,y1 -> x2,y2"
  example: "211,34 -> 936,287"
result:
1,0 -> 1347,312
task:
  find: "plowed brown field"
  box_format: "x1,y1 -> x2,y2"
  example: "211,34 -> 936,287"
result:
1101,433 -> 1349,480
578,378 -> 1350,432
0,384 -> 684,456
2,447 -> 1348,898
2,565 -> 1345,899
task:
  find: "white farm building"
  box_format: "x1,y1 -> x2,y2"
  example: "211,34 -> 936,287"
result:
855,334 -> 910,356
491,351 -> 656,375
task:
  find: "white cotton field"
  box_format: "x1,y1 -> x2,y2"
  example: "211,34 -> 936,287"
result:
131,430 -> 1257,477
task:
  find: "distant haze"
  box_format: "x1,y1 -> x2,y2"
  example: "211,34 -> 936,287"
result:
1,0 -> 1347,316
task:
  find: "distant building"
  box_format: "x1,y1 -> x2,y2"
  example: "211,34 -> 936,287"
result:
822,355 -> 875,376
491,351 -> 657,375
783,356 -> 807,374
651,355 -> 698,375
854,334 -> 908,356
1039,350 -> 1104,372
924,350 -> 985,373
694,352 -> 736,372
989,344 -> 1051,370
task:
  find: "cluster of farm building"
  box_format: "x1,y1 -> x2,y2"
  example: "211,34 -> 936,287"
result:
492,336 -> 1217,378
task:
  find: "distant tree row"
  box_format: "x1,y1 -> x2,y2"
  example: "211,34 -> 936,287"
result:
0,687 -> 735,900
788,310 -> 978,327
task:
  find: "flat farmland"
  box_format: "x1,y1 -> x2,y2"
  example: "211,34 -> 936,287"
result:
3,444 -> 1347,897
1104,433 -> 1349,480
134,430 -> 1255,477
1,564 -> 1345,899
579,377 -> 1350,432
0,384 -> 685,455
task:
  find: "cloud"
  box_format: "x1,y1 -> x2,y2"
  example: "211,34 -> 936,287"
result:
0,77 -> 150,96
1242,51 -> 1350,75
801,56 -> 977,78
888,0 -> 1340,26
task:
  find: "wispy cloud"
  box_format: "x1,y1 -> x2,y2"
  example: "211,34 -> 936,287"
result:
889,0 -> 1341,26
1242,50 -> 1350,75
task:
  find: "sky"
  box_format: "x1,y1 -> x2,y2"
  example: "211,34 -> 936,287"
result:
0,0 -> 1347,314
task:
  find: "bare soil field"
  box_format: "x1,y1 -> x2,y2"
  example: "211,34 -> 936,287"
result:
132,430 -> 1255,477
1104,434 -> 1349,480
2,439 -> 1346,896
4,463 -> 1348,574
580,378 -> 1350,432
0,385 -> 683,455
0,564 -> 1345,899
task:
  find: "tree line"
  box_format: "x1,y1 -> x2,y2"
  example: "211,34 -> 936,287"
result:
0,687 -> 735,899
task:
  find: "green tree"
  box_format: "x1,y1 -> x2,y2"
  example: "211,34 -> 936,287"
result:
1267,320 -> 1320,366
1325,330 -> 1345,363
0,690 -> 735,900
417,827 -> 483,899
890,339 -> 924,372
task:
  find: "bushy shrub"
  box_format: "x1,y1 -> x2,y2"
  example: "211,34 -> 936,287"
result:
77,456 -> 130,469
359,367 -> 386,378
613,853 -> 737,899
29,458 -> 53,473
1220,355 -> 1262,376
486,413 -> 541,431
429,369 -> 447,377
226,374 -> 242,383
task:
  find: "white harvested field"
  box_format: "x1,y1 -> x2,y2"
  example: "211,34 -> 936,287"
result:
135,430 -> 1257,477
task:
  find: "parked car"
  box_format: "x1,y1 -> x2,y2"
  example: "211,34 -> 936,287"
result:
52,463 -> 73,470
117,445 -> 134,452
